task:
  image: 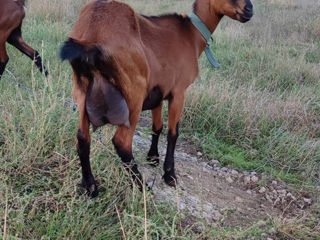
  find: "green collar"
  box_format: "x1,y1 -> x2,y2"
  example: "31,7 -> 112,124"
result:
188,12 -> 220,68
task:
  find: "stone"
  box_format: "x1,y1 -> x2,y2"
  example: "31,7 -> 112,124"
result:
199,162 -> 208,167
235,196 -> 243,202
287,192 -> 296,200
189,156 -> 198,162
212,210 -> 223,221
272,180 -> 278,185
250,171 -> 257,175
197,151 -> 203,156
226,176 -> 233,183
265,194 -> 273,203
179,202 -> 186,210
221,167 -> 228,172
231,169 -> 238,175
303,198 -> 312,205
273,197 -> 280,205
251,176 -> 259,183
259,187 -> 266,193
246,190 -> 252,194
256,220 -> 266,226
277,189 -> 287,197
211,160 -> 220,166
244,176 -> 251,184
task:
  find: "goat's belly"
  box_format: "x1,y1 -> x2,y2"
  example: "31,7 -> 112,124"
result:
142,86 -> 163,111
85,80 -> 130,129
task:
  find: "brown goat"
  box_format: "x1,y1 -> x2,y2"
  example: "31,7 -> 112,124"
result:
60,0 -> 253,197
0,0 -> 48,80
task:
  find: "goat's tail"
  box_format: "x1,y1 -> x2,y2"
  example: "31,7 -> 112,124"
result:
16,0 -> 26,6
60,38 -> 102,65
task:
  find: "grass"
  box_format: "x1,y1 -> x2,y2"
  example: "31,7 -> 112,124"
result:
1,0 -> 320,239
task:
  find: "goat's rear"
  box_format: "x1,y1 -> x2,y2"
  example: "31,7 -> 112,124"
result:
60,38 -> 130,129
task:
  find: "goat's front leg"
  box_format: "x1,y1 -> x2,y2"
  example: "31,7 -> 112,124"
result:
112,108 -> 143,190
147,102 -> 163,166
76,88 -> 98,197
163,93 -> 185,187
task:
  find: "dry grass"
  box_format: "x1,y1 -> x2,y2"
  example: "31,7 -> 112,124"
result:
0,0 -> 319,239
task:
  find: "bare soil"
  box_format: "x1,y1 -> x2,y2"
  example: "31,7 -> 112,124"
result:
134,117 -> 313,226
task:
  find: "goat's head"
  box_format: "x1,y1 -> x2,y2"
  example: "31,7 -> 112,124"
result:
210,0 -> 253,23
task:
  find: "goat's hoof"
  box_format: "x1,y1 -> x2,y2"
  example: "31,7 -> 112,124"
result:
80,178 -> 99,198
163,172 -> 177,187
147,156 -> 160,167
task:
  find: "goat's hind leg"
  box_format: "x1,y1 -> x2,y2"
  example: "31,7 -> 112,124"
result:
7,25 -> 48,76
0,41 -> 9,80
76,89 -> 98,197
147,102 -> 163,166
113,111 -> 143,190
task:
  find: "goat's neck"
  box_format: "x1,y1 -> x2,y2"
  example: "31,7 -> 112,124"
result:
192,0 -> 223,56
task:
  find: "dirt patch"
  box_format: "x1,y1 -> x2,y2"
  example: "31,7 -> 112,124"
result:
133,119 -> 313,226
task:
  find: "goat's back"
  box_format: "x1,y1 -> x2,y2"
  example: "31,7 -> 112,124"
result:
70,1 -> 141,47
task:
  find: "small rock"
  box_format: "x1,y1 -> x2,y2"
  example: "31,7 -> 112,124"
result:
179,202 -> 186,210
250,171 -> 257,175
251,176 -> 259,183
199,162 -> 207,167
215,167 -> 221,171
231,169 -> 238,175
265,194 -> 273,203
303,198 -> 312,205
256,220 -> 266,226
221,167 -> 228,172
189,156 -> 197,162
187,175 -> 194,180
246,190 -> 252,194
268,227 -> 277,234
244,176 -> 251,185
259,187 -> 266,193
212,210 -> 223,221
267,238 -> 274,240
211,160 -> 220,166
287,192 -> 296,200
273,197 -> 280,206
197,151 -> 203,156
272,180 -> 278,185
226,176 -> 234,183
202,167 -> 210,173
277,189 -> 287,197
235,196 -> 243,202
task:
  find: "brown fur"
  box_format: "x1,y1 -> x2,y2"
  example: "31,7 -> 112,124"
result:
62,0 -> 253,194
0,0 -> 47,79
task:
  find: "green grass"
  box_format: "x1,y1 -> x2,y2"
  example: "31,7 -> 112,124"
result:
1,0 -> 320,239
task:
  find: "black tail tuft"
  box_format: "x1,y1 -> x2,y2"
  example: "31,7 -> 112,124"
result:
60,38 -> 102,65
16,0 -> 25,6
60,38 -> 84,62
